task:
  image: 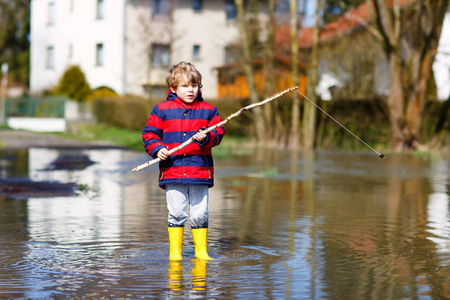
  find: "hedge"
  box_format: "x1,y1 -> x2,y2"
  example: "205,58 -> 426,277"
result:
92,95 -> 447,150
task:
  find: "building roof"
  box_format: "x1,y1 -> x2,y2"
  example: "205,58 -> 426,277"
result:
217,0 -> 416,71
276,0 -> 415,49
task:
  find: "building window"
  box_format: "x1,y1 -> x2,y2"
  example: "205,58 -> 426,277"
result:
47,2 -> 55,25
193,45 -> 201,61
193,0 -> 203,11
152,0 -> 170,17
151,44 -> 170,68
97,0 -> 104,19
225,45 -> 238,64
145,85 -> 167,98
46,46 -> 54,69
225,0 -> 236,20
96,43 -> 104,66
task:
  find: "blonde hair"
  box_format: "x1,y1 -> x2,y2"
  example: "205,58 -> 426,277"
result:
166,61 -> 203,89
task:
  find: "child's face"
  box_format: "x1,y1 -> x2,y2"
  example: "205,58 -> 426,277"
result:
170,76 -> 199,104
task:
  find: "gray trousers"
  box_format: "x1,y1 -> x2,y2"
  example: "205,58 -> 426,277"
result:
166,184 -> 209,229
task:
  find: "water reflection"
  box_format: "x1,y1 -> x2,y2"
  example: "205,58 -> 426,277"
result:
427,160 -> 450,256
0,147 -> 448,298
166,259 -> 208,299
27,148 -> 123,246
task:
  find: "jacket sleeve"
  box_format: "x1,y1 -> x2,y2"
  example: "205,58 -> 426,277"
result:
197,107 -> 225,148
142,105 -> 166,158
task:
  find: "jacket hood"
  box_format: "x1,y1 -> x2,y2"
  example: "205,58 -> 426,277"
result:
166,89 -> 204,102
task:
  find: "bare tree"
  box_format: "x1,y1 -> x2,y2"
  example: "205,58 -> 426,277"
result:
372,0 -> 448,150
302,0 -> 322,150
289,0 -> 301,149
235,0 -> 265,142
262,0 -> 277,143
0,0 -> 29,86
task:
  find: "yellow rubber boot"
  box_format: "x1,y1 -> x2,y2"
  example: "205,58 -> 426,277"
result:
168,227 -> 184,261
192,228 -> 213,260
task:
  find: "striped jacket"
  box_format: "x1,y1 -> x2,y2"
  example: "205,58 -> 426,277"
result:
142,90 -> 225,189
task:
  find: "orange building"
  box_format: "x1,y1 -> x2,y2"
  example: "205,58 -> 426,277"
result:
216,58 -> 308,99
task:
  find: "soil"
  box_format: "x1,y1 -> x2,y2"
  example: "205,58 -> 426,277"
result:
0,129 -> 122,150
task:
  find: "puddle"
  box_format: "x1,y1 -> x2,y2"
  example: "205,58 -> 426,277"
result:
0,147 -> 448,299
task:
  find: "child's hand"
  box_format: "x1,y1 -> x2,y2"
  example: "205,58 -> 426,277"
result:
157,148 -> 169,160
194,130 -> 207,143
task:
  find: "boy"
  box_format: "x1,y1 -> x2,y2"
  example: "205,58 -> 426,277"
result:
142,62 -> 225,260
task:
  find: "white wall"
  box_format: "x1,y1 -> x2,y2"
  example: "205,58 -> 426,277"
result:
124,0 -> 172,97
171,1 -> 239,99
123,0 -> 240,99
30,0 -> 126,95
8,117 -> 66,132
433,12 -> 450,101
30,0 -> 240,99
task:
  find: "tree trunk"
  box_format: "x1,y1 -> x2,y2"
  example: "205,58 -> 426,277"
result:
235,0 -> 265,142
374,0 -> 406,151
263,0 -> 276,144
405,50 -> 433,147
405,0 -> 448,148
374,0 -> 404,150
302,0 -> 320,150
289,0 -> 300,149
386,51 -> 405,151
373,0 -> 448,150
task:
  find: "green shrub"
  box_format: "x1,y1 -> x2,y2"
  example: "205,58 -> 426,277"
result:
54,65 -> 91,101
94,95 -> 253,134
208,97 -> 253,136
86,86 -> 118,102
317,99 -> 391,151
92,95 -> 447,151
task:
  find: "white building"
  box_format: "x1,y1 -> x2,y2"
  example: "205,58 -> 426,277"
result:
30,0 -> 240,99
433,11 -> 450,101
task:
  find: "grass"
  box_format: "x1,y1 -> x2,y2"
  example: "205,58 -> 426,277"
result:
55,123 -> 144,151
56,123 -> 252,154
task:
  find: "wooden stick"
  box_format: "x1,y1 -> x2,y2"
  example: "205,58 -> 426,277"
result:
131,86 -> 299,172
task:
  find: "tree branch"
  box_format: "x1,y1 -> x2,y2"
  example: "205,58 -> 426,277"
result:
344,14 -> 384,41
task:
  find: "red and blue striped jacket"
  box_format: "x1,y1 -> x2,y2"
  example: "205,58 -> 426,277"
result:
142,90 -> 225,189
